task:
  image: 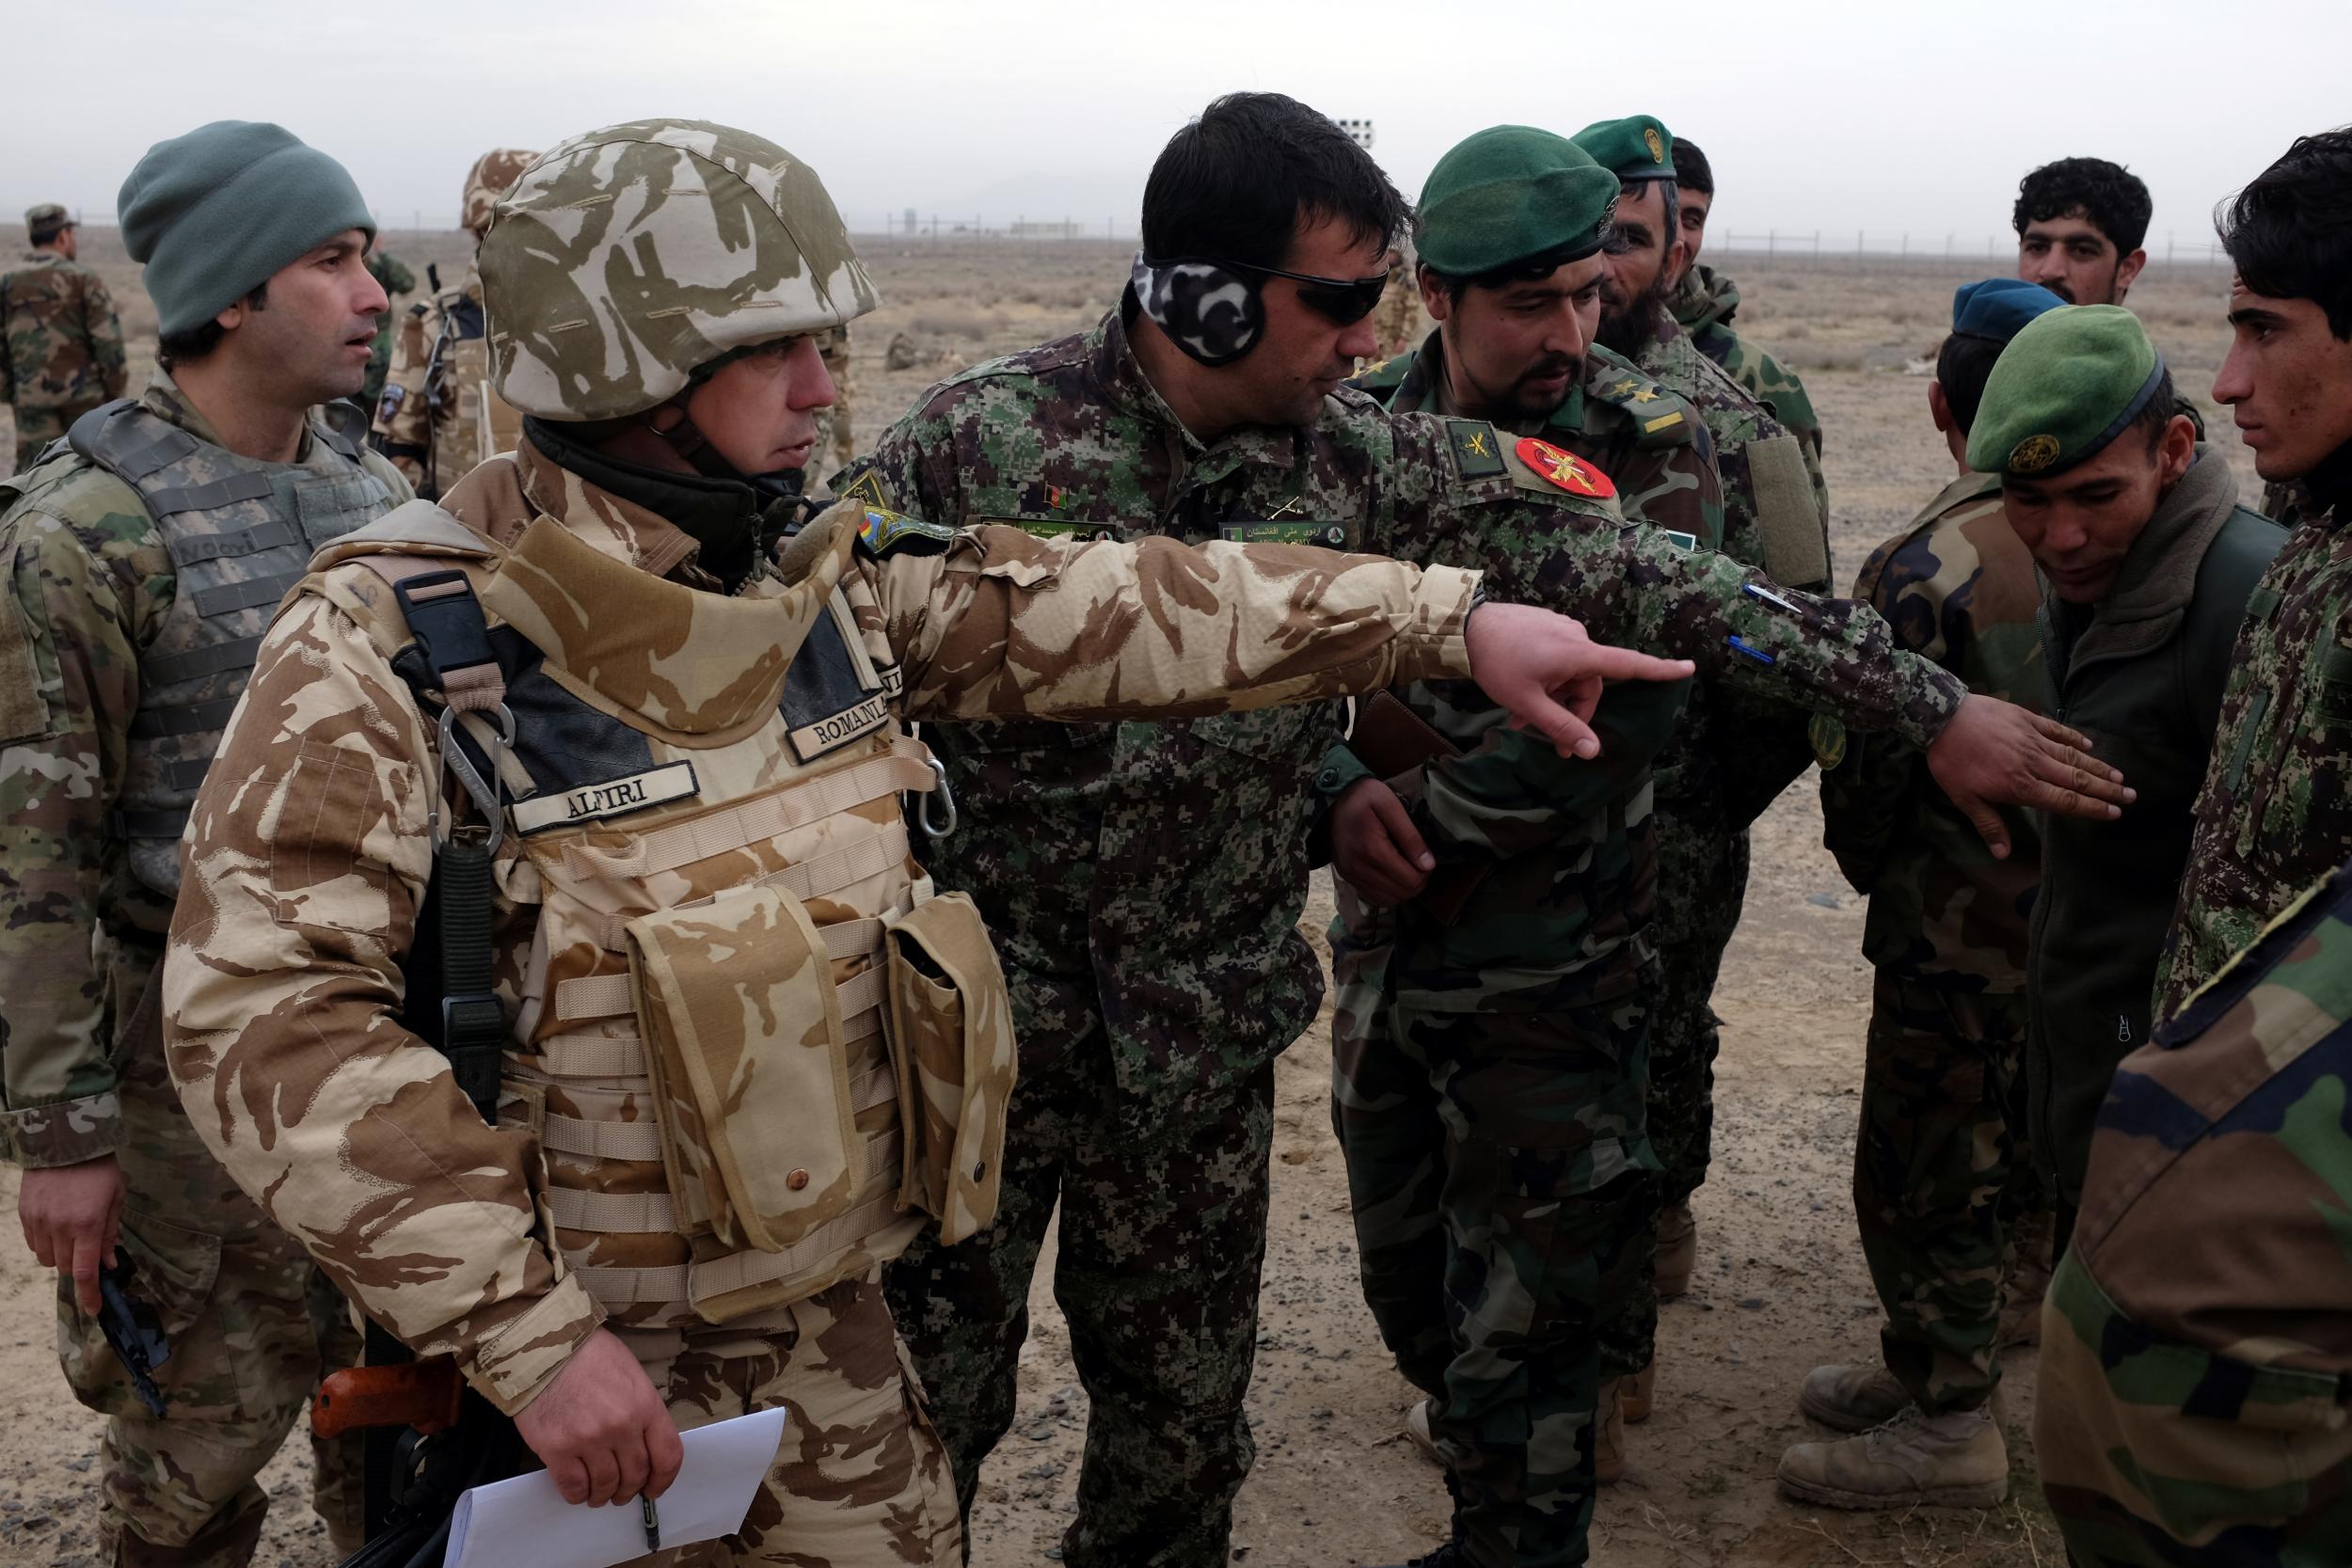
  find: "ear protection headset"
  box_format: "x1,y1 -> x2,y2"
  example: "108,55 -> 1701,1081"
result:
1131,252 -> 1266,367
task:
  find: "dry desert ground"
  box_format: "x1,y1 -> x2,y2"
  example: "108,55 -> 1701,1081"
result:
0,229 -> 2257,1565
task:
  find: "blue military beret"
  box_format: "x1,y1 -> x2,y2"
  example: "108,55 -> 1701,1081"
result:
1950,278 -> 2066,344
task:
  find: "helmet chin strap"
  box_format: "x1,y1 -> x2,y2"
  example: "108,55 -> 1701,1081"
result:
646,395 -> 748,482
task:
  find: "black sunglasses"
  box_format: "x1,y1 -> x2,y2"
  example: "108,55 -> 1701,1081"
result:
1227,260 -> 1393,325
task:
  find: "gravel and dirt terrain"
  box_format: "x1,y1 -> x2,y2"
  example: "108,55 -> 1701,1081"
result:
0,230 -> 2254,1565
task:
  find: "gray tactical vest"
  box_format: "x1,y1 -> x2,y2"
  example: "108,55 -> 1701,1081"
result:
67,398 -> 396,895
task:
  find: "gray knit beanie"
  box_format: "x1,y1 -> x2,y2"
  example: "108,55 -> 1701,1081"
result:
119,121 -> 375,336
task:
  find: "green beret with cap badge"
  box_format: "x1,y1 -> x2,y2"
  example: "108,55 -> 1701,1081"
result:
1414,125 -> 1621,278
1571,115 -> 1675,182
1966,305 -> 2168,479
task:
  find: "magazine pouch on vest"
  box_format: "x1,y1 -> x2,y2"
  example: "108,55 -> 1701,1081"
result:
882,891 -> 1014,1243
625,884 -> 862,1254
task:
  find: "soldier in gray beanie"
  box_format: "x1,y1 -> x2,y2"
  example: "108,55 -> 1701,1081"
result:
1,117 -> 409,1567
119,119 -> 376,337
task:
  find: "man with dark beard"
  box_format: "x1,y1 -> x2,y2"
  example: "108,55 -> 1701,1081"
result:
1569,113 -> 1836,1449
1332,127 -> 1723,1534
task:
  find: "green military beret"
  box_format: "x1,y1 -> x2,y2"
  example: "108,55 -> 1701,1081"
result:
1571,116 -> 1675,183
1966,305 -> 2168,478
24,203 -> 71,239
1415,125 -> 1621,277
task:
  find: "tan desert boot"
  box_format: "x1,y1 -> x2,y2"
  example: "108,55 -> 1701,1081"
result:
1654,1201 -> 1698,1298
1621,1359 -> 1656,1424
1594,1376 -> 1629,1484
1798,1362 -> 1910,1433
1776,1405 -> 2009,1510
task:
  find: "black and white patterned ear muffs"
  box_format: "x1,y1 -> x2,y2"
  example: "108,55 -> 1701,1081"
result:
1131,251 -> 1265,367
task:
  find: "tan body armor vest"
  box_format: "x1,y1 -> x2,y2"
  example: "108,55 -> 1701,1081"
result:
321,499 -> 1011,1328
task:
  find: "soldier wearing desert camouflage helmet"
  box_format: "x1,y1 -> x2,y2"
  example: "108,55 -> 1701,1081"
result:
1,121 -> 407,1566
3,202 -> 128,472
156,116 -> 1692,1568
371,148 -> 538,498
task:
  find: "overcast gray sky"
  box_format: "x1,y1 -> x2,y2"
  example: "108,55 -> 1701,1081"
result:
13,0 -> 2345,255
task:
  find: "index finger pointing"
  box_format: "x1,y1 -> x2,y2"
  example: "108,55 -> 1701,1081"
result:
1577,647 -> 1697,687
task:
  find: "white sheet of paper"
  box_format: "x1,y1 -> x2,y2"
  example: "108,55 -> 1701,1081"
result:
442,1406 -> 786,1568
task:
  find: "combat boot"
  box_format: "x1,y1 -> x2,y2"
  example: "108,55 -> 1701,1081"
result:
1405,1396 -> 1444,1467
1594,1375 -> 1629,1484
1798,1362 -> 1910,1433
1654,1201 -> 1698,1298
1775,1405 -> 2009,1510
1621,1359 -> 1656,1423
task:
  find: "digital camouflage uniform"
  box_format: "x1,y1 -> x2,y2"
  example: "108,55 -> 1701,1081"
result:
2157,467 -> 2352,1014
2039,856 -> 2352,1565
1665,262 -> 1827,523
1333,330 -> 1718,1565
1615,300 -> 1832,1355
1819,470 -> 2045,1416
2,238 -> 129,471
853,301 -> 1970,1568
0,367 -> 406,1564
370,149 -> 538,499
359,249 -> 415,415
813,324 -> 854,477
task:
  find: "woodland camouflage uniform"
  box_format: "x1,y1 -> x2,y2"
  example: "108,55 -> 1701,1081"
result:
3,211 -> 129,471
2041,856 -> 2352,1564
1820,470 -> 2047,1416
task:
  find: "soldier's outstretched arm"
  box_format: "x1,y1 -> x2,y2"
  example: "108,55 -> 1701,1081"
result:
828,508 -> 1690,757
163,594 -> 601,1418
1376,490 -> 2125,844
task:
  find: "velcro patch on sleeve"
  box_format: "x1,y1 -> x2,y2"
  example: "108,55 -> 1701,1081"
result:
1218,520 -> 1350,546
1748,432 -> 1830,588
1446,420 -> 1506,480
836,467 -> 893,510
1514,437 -> 1617,499
856,506 -> 960,556
978,516 -> 1128,543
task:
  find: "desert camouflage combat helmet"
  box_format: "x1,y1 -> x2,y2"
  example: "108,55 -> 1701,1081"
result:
479,119 -> 879,421
461,148 -> 540,239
